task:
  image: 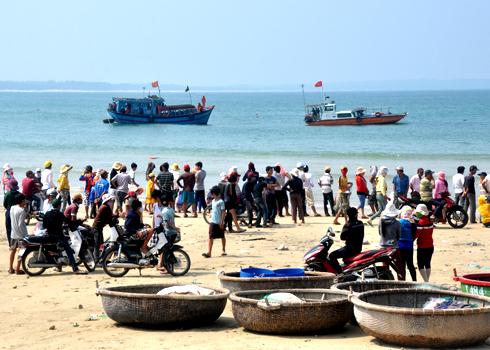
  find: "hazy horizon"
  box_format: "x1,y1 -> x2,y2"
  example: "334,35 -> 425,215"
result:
1,0 -> 489,86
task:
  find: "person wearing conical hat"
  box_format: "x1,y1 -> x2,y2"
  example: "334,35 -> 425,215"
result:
109,162 -> 123,191
57,164 -> 73,211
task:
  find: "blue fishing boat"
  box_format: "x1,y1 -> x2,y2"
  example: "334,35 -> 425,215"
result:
105,95 -> 213,124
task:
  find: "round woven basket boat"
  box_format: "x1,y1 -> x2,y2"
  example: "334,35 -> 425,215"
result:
350,288 -> 490,348
332,280 -> 457,325
229,289 -> 351,334
218,271 -> 335,292
96,283 -> 229,328
332,280 -> 457,294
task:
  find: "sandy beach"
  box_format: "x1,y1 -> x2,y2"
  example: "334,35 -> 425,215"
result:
0,205 -> 489,350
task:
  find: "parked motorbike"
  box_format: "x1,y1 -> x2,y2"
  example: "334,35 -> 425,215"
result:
19,222 -> 96,276
304,227 -> 404,281
396,192 -> 468,229
100,220 -> 191,277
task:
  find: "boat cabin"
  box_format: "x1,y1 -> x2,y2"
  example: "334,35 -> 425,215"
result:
108,95 -> 197,117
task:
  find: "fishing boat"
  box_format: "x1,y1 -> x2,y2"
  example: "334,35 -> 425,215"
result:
104,95 -> 213,125
304,99 -> 407,126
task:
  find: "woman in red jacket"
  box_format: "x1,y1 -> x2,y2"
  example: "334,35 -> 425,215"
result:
355,167 -> 369,219
414,203 -> 434,282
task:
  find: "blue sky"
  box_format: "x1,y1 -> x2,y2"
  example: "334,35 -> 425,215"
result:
1,0 -> 489,86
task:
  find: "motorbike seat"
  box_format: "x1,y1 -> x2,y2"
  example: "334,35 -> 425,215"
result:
24,235 -> 58,245
343,249 -> 381,264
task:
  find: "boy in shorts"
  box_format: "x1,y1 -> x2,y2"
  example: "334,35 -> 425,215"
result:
202,186 -> 226,258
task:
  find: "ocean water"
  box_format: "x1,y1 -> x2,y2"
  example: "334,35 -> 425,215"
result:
1,90 -> 489,195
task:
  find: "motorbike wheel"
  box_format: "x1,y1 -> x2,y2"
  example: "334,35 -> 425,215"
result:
164,248 -> 191,276
21,249 -> 47,276
447,206 -> 468,229
101,246 -> 130,277
202,206 -> 212,224
81,249 -> 96,272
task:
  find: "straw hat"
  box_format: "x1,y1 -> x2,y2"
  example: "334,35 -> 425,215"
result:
171,163 -> 180,171
414,203 -> 429,217
324,165 -> 331,172
356,167 -> 366,175
72,193 -> 83,202
112,162 -> 122,171
60,164 -> 73,174
43,160 -> 53,168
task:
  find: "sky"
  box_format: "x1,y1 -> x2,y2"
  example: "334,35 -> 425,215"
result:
1,0 -> 489,87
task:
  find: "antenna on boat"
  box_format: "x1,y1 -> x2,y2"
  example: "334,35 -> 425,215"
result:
301,84 -> 306,113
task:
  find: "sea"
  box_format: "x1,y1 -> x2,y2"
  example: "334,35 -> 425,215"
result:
1,90 -> 489,200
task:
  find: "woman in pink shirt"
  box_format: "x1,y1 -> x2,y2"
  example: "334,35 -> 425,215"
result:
433,171 -> 448,199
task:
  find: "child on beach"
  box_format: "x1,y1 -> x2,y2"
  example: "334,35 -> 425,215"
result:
202,186 -> 226,258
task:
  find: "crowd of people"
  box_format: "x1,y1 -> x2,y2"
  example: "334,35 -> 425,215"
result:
2,160 -> 490,274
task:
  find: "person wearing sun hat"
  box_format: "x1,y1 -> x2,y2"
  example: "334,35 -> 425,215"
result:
41,160 -> 55,193
109,161 -> 123,192
57,164 -> 73,211
2,163 -> 16,193
378,200 -> 401,248
398,206 -> 417,281
355,167 -> 369,219
414,203 -> 434,282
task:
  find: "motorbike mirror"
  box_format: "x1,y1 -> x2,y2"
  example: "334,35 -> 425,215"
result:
327,226 -> 334,234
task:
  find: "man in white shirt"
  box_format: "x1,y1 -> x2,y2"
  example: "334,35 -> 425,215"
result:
318,166 -> 336,216
128,162 -> 139,187
452,166 -> 465,206
409,167 -> 424,198
41,160 -> 55,193
303,165 -> 320,216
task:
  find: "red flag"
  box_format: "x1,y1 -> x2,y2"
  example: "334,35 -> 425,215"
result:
151,81 -> 159,88
314,80 -> 323,88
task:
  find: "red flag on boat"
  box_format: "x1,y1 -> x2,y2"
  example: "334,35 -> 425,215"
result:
151,81 -> 159,88
201,95 -> 206,108
314,80 -> 323,88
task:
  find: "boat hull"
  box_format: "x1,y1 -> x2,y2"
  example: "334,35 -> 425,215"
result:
107,108 -> 213,125
306,113 -> 406,126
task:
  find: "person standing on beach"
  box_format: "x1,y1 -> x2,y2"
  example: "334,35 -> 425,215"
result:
319,166 -> 336,217
91,170 -> 109,214
157,162 -> 175,208
2,164 -> 16,193
463,165 -> 478,224
398,207 -> 417,281
283,169 -> 305,225
392,166 -> 409,203
111,165 -> 132,215
8,193 -> 28,274
253,177 -> 269,227
367,165 -> 378,214
273,164 -> 289,217
419,170 -> 435,203
223,174 -> 245,232
177,164 -> 197,217
79,165 -> 94,219
128,162 -> 139,187
145,162 -> 156,181
355,167 -> 369,219
303,165 -> 320,217
367,166 -> 389,226
41,160 -> 55,194
21,170 -> 42,211
169,163 -> 180,209
452,166 -> 466,206
243,167 -> 259,228
409,168 -> 424,198
202,186 -> 227,258
333,166 -> 350,225
414,204 -> 434,282
109,162 -> 122,193
57,164 -> 73,211
194,161 -> 207,213
3,179 -> 19,249
264,166 -> 279,224
145,173 -> 156,213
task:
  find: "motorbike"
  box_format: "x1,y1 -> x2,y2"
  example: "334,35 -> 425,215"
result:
395,192 -> 468,229
304,227 -> 404,282
19,222 -> 96,276
100,219 -> 191,277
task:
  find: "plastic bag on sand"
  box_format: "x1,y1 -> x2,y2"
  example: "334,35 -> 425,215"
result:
260,292 -> 304,304
156,285 -> 215,296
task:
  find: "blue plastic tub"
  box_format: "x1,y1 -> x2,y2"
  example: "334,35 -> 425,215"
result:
273,268 -> 305,277
240,267 -> 275,278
